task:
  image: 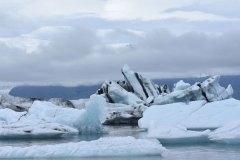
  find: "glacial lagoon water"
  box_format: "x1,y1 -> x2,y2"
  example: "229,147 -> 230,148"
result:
1,126 -> 240,160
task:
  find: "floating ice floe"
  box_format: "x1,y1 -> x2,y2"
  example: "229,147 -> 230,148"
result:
209,121 -> 240,144
0,136 -> 166,158
0,121 -> 78,139
148,124 -> 210,144
139,98 -> 240,130
0,95 -> 106,138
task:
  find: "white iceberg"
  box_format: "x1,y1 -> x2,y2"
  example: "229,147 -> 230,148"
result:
0,136 -> 165,158
102,80 -> 143,105
139,98 -> 240,130
173,80 -> 191,91
154,76 -> 233,105
148,124 -> 210,144
0,95 -> 106,138
0,108 -> 26,124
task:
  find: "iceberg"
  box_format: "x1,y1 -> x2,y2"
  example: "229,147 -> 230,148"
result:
121,64 -> 160,100
0,95 -> 106,138
0,136 -> 165,158
139,98 -> 240,130
0,108 -> 26,124
173,80 -> 191,91
154,76 -> 233,105
95,65 -> 233,125
101,80 -> 143,105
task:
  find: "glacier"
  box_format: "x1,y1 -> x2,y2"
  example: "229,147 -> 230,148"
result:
0,136 -> 165,158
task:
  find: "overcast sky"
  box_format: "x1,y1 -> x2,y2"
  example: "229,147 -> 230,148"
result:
1,0 -> 240,85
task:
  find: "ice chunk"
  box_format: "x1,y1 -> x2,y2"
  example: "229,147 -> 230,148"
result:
122,64 -> 159,100
77,94 -> 106,133
138,100 -> 204,129
27,94 -> 106,134
139,98 -> 240,130
103,81 -> 143,105
209,121 -> 240,144
104,102 -> 147,125
148,124 -> 210,144
173,80 -> 191,91
0,121 -> 78,139
27,100 -> 85,128
154,76 -> 233,105
201,75 -> 233,101
0,94 -> 34,111
0,136 -> 165,158
0,108 -> 26,124
0,95 -> 106,137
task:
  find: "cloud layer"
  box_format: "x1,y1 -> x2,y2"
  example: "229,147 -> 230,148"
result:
0,0 -> 240,85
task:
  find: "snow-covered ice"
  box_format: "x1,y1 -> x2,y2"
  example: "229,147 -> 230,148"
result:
0,136 -> 166,158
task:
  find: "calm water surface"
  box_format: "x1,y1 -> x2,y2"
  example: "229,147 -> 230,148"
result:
1,126 -> 240,160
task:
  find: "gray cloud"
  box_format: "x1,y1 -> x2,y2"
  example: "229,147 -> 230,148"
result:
1,27 -> 240,85
0,1 -> 240,85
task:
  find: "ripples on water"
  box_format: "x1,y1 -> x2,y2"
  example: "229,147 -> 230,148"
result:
1,126 -> 240,160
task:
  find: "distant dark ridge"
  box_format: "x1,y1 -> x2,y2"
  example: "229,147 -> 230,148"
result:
9,84 -> 101,100
9,75 -> 240,100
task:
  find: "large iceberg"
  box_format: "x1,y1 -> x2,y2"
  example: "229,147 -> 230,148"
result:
0,136 -> 165,158
0,95 -> 106,138
139,98 -> 240,130
138,98 -> 240,144
154,75 -> 233,105
95,65 -> 233,125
